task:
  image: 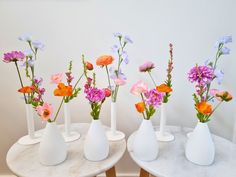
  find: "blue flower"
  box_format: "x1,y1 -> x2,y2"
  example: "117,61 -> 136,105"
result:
24,49 -> 33,57
32,40 -> 45,50
111,45 -> 119,53
215,69 -> 224,85
18,33 -> 32,42
121,51 -> 129,64
124,35 -> 133,44
113,32 -> 122,38
220,47 -> 230,55
220,36 -> 232,44
22,59 -> 35,67
109,67 -> 127,80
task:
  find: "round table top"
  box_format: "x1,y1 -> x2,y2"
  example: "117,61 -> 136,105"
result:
127,126 -> 236,177
7,123 -> 126,177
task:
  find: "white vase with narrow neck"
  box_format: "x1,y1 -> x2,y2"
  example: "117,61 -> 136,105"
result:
39,122 -> 67,166
106,101 -> 125,141
84,119 -> 109,161
132,119 -> 159,161
185,121 -> 215,166
18,104 -> 41,145
156,103 -> 175,142
62,102 -> 80,142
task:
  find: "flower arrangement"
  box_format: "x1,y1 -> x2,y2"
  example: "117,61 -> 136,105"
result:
139,43 -> 174,103
83,55 -> 111,120
131,80 -> 164,120
2,33 -> 45,106
188,36 -> 233,123
96,33 -> 133,102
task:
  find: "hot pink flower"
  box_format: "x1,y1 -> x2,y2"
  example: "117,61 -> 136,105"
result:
130,80 -> 148,95
36,103 -> 53,121
3,51 -> 25,63
51,73 -> 63,84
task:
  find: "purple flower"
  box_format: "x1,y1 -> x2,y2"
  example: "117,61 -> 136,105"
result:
144,89 -> 164,108
121,51 -> 129,64
215,69 -> 224,85
3,51 -> 25,63
220,47 -> 230,55
24,49 -> 33,57
18,33 -> 32,42
85,87 -> 106,103
111,45 -> 119,53
215,36 -> 232,48
32,40 -> 45,50
109,67 -> 127,80
113,32 -> 122,38
34,76 -> 43,86
124,35 -> 133,44
188,65 -> 214,85
139,61 -> 155,72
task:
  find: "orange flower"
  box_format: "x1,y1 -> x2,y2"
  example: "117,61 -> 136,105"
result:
86,61 -> 94,70
135,102 -> 145,113
18,86 -> 34,93
96,55 -> 114,66
54,83 -> 73,96
156,84 -> 173,93
196,102 -> 212,115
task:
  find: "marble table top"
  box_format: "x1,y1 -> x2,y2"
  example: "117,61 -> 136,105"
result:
6,123 -> 126,177
127,126 -> 236,177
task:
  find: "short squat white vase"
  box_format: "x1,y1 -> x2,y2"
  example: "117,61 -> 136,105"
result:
185,121 -> 215,166
18,104 -> 41,145
84,119 -> 109,161
133,119 -> 159,161
39,122 -> 67,166
63,102 -> 81,142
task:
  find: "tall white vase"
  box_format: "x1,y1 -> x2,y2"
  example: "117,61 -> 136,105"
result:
84,119 -> 109,161
156,103 -> 175,142
185,122 -> 215,165
18,104 -> 41,145
106,101 -> 125,141
39,122 -> 67,166
133,119 -> 159,161
62,102 -> 80,142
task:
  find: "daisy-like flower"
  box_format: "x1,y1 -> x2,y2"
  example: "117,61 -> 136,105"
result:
139,61 -> 155,72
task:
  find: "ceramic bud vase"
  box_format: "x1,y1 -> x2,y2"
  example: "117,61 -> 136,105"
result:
18,104 -> 41,145
39,122 -> 67,166
133,119 -> 159,161
84,119 -> 109,161
156,103 -> 175,142
106,101 -> 125,141
185,121 -> 215,165
63,102 -> 81,142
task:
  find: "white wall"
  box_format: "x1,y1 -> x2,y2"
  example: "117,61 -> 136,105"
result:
0,0 -> 235,174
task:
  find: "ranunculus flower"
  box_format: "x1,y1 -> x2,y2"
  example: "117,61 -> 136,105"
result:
103,88 -> 111,97
216,91 -> 233,102
86,61 -> 93,70
96,55 -> 114,66
156,84 -> 173,93
135,102 -> 145,113
18,86 -> 34,93
196,102 -> 212,115
130,81 -> 148,95
54,83 -> 73,96
36,103 -> 53,121
51,73 -> 63,84
139,61 -> 155,72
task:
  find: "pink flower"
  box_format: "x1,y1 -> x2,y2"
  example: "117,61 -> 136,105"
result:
36,103 -> 53,121
51,73 -> 63,84
139,61 -> 155,72
114,78 -> 126,86
210,89 -> 233,102
209,89 -> 220,101
130,80 -> 148,95
3,51 -> 25,63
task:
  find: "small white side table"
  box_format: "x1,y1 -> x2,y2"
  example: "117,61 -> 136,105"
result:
6,123 -> 126,177
128,126 -> 236,177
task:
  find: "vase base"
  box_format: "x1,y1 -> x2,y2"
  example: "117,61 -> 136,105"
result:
18,132 -> 41,145
156,131 -> 175,142
106,130 -> 125,141
62,131 -> 81,142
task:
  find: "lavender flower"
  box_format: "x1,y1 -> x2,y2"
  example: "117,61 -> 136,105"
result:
24,49 -> 33,57
121,51 -> 129,64
85,87 -> 106,103
139,61 -> 155,72
215,69 -> 224,85
111,45 -> 119,53
144,89 -> 164,108
32,40 -> 45,50
215,35 -> 232,48
188,65 -> 214,85
113,32 -> 122,38
18,33 -> 32,42
220,47 -> 230,55
124,35 -> 133,44
3,51 -> 25,63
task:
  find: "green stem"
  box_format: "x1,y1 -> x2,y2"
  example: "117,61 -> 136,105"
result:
53,97 -> 64,122
72,73 -> 84,92
208,101 -> 223,119
14,61 -> 27,104
140,93 -> 149,119
148,71 -> 157,87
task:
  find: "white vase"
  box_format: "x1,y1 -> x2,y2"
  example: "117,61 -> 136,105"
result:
133,119 -> 159,161
84,119 -> 109,161
185,121 -> 215,165
39,122 -> 67,166
63,102 -> 80,142
106,101 -> 125,141
18,104 -> 41,145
